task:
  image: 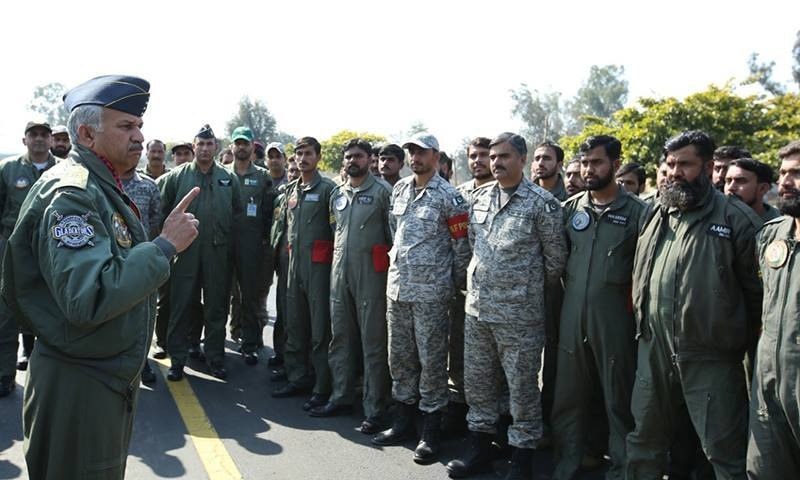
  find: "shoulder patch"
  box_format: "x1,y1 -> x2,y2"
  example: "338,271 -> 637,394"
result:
452,194 -> 466,206
545,199 -> 559,213
55,165 -> 89,190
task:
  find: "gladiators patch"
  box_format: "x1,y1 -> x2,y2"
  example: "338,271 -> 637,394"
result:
571,211 -> 591,231
14,177 -> 30,189
51,211 -> 95,248
112,213 -> 132,248
765,240 -> 789,269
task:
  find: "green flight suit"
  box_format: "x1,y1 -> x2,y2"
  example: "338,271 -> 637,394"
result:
551,187 -> 649,480
1,145 -> 172,479
626,185 -> 763,480
747,216 -> 800,479
760,203 -> 780,222
270,185 -> 289,357
227,162 -> 273,354
157,161 -> 241,368
328,174 -> 393,416
284,171 -> 336,394
0,153 -> 57,377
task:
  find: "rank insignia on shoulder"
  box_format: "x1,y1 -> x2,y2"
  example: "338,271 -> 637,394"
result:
51,211 -> 95,248
765,240 -> 789,269
14,177 -> 30,189
571,211 -> 591,231
545,199 -> 559,213
112,213 -> 132,248
218,178 -> 232,186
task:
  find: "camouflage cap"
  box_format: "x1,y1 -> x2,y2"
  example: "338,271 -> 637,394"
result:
51,125 -> 68,135
403,132 -> 439,151
24,121 -> 52,134
266,142 -> 285,155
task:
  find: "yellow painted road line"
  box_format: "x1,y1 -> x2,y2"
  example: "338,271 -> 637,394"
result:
153,358 -> 242,480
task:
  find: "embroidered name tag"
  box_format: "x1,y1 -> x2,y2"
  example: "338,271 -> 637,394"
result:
604,213 -> 628,226
357,195 -> 374,205
306,193 -> 320,202
707,223 -> 732,239
244,178 -> 258,186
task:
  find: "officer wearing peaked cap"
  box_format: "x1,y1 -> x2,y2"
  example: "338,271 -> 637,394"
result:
1,75 -> 200,480
157,123 -> 242,381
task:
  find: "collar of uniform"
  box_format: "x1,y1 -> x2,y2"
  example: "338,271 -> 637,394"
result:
576,184 -> 630,213
343,173 -> 375,194
21,152 -> 58,168
772,215 -> 796,241
229,160 -> 258,177
490,176 -> 532,205
188,159 -> 219,176
300,170 -> 322,191
72,144 -> 123,191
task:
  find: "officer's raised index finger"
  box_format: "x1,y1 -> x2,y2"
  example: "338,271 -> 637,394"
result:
174,187 -> 200,213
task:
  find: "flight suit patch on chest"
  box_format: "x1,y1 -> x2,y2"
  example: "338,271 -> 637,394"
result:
218,178 -> 232,186
244,178 -> 259,186
707,223 -> 732,239
112,213 -> 132,248
356,195 -> 373,205
571,211 -> 591,231
604,213 -> 628,226
765,240 -> 789,269
305,193 -> 320,202
14,177 -> 30,189
334,195 -> 348,211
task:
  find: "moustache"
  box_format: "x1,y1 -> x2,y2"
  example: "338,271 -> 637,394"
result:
128,143 -> 143,152
780,187 -> 800,196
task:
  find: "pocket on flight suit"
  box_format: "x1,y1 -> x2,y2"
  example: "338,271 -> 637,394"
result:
372,244 -> 390,273
311,240 -> 334,264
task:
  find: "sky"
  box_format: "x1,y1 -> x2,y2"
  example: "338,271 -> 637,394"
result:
1,0 -> 798,156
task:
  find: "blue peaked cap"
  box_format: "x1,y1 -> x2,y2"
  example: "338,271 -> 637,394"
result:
63,75 -> 150,117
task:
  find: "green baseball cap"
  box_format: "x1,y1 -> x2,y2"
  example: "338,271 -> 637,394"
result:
231,126 -> 254,143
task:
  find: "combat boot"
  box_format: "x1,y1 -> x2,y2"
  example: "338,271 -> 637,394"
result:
0,375 -> 15,398
446,431 -> 494,478
442,401 -> 469,437
504,447 -> 533,480
413,410 -> 442,464
372,402 -> 416,446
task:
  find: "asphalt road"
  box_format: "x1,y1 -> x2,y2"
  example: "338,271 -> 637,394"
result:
0,290 -> 608,480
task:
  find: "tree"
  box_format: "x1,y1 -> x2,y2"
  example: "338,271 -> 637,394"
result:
320,130 -> 387,172
225,96 -> 294,144
792,30 -> 800,89
746,53 -> 786,96
28,82 -> 69,126
566,64 -> 628,133
559,84 -> 799,179
510,84 -> 564,144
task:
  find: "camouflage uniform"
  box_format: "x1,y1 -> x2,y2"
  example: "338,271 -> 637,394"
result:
387,174 -> 470,413
121,171 -> 161,239
464,177 -> 566,449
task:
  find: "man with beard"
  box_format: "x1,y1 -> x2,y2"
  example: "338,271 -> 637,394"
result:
272,137 -> 337,414
50,125 -> 71,159
444,137 -> 494,435
625,130 -> 763,479
266,142 -> 288,189
311,139 -> 393,436
724,158 -> 780,222
0,121 -> 59,397
370,147 -> 381,176
378,143 -> 404,187
226,127 -> 273,365
747,140 -> 800,479
157,125 -> 242,381
551,135 -> 648,480
145,139 -> 168,179
615,162 -> 646,195
712,145 -> 751,192
446,132 -> 565,480
372,133 -> 470,466
532,140 -> 567,201
439,152 -> 454,182
565,158 -> 585,197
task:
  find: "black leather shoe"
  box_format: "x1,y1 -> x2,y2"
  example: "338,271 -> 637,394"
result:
243,352 -> 258,366
167,365 -> 184,381
210,366 -> 227,380
141,362 -> 157,384
0,375 -> 15,398
270,368 -> 287,382
153,346 -> 167,359
302,394 -> 329,411
359,416 -> 385,435
267,353 -> 283,367
271,382 -> 308,398
309,401 -> 352,417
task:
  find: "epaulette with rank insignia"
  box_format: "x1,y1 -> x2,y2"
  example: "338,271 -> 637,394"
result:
55,164 -> 89,190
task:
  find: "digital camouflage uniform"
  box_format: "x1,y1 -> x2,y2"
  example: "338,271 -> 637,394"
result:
121,170 -> 160,239
747,216 -> 800,479
0,152 -> 57,380
1,146 -> 172,479
626,185 -> 763,480
328,174 -> 393,416
387,174 -> 471,413
157,161 -> 242,368
464,178 -> 566,449
284,171 -> 337,394
551,187 -> 649,480
227,162 -> 273,354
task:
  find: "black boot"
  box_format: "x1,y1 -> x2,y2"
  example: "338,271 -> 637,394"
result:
505,447 -> 533,480
446,431 -> 494,478
372,402 -> 416,446
413,410 -> 442,464
442,401 -> 469,437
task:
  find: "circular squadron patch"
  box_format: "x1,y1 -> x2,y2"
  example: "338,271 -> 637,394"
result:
287,193 -> 298,209
51,211 -> 95,249
765,240 -> 789,269
571,211 -> 591,231
14,177 -> 30,189
112,213 -> 132,248
334,195 -> 348,211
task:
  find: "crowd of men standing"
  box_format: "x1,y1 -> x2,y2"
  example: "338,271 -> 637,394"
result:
0,75 -> 798,480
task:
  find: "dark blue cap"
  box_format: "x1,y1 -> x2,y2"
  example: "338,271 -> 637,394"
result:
62,75 -> 150,117
196,124 -> 215,140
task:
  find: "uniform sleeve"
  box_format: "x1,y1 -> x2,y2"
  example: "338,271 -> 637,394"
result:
537,197 -> 567,286
156,174 -> 175,229
382,187 -> 393,246
445,190 -> 470,291
388,187 -> 398,241
733,217 -> 764,351
37,188 -> 170,328
262,177 -> 274,241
